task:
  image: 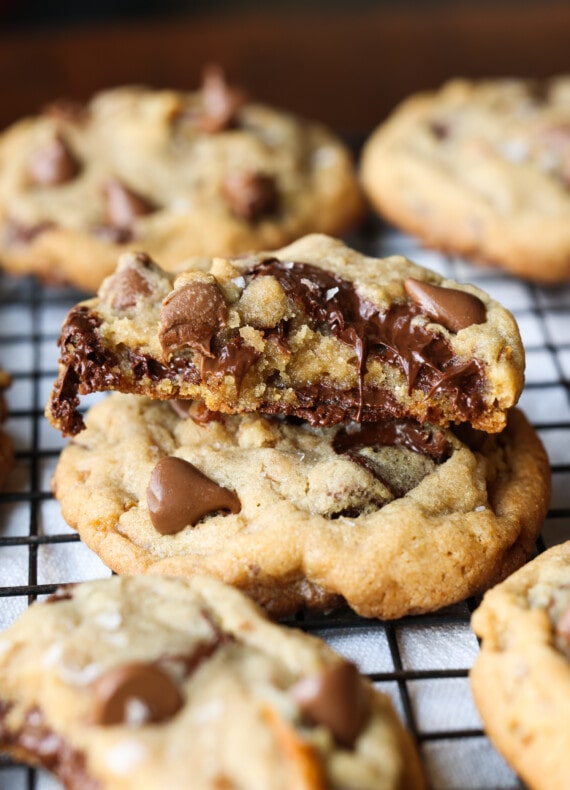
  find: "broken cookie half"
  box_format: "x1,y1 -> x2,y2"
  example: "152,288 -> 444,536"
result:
46,234 -> 524,436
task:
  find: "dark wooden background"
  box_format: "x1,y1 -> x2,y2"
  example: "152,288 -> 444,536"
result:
1,2 -> 569,135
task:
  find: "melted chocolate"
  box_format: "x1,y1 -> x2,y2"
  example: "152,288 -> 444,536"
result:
331,419 -> 449,502
49,306 -> 201,434
49,258 -> 488,435
248,259 -> 485,419
201,335 -> 261,391
333,420 -> 449,462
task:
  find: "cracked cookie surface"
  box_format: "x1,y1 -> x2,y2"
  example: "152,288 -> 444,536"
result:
471,542 -> 570,790
0,574 -> 425,789
52,394 -> 549,619
46,234 -> 524,436
361,76 -> 570,282
0,72 -> 363,291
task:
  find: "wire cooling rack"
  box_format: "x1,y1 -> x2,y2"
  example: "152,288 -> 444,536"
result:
1,218 -> 569,790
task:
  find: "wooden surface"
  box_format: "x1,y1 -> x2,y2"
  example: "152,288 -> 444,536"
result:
1,2 -> 569,134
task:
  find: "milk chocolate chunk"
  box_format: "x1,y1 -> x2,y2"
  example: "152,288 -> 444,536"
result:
27,134 -> 81,186
91,662 -> 182,726
147,456 -> 241,535
102,261 -> 154,311
404,278 -> 486,333
291,661 -> 370,748
103,178 -> 155,229
160,278 -> 228,358
222,172 -> 278,221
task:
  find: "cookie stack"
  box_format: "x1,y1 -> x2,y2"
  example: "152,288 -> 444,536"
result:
45,233 -> 549,620
0,70 -> 564,789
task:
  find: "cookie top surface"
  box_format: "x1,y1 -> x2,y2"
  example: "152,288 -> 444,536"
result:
0,574 -> 424,789
471,543 -> 570,790
52,393 -> 549,620
361,76 -> 570,282
46,234 -> 525,436
0,71 -> 363,291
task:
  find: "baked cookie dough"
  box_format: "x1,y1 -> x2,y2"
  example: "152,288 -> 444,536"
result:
0,574 -> 425,789
0,68 -> 363,291
51,394 -> 549,620
361,76 -> 570,282
46,234 -> 524,437
471,542 -> 570,790
0,367 -> 13,488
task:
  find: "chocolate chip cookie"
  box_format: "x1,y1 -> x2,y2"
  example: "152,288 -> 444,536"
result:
471,542 -> 570,790
361,76 -> 570,282
0,367 -> 13,488
51,393 -> 549,619
46,234 -> 524,437
0,574 -> 425,789
0,69 -> 363,291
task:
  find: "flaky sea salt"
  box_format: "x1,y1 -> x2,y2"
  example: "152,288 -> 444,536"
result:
105,739 -> 147,775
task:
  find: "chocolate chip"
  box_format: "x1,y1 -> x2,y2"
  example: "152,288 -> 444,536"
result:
159,277 -> 228,358
291,661 -> 370,748
197,64 -> 246,133
222,172 -> 278,222
103,178 -> 155,230
91,662 -> 182,726
404,278 -> 486,333
103,263 -> 153,310
146,456 -> 241,534
28,135 -> 81,187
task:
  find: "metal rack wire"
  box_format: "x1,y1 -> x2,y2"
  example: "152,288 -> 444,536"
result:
1,218 -> 569,789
